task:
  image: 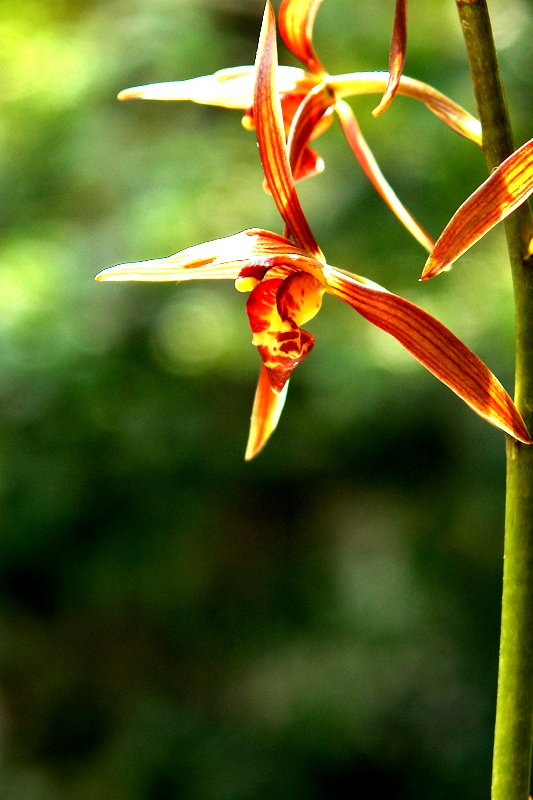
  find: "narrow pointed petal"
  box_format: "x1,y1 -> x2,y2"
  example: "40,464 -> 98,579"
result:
287,82 -> 335,182
95,229 -> 310,283
329,73 -> 482,145
373,0 -> 408,117
325,266 -> 531,443
254,2 -> 324,259
335,100 -> 434,252
279,0 -> 326,76
245,366 -> 289,460
422,136 -> 533,279
118,65 -> 315,110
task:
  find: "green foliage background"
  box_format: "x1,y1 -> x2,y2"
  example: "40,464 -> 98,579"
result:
0,0 -> 532,797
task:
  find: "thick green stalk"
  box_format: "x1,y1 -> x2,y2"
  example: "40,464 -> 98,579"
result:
456,2 -> 533,799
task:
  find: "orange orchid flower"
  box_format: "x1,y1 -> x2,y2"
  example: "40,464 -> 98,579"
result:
96,2 -> 530,459
118,0 -> 481,253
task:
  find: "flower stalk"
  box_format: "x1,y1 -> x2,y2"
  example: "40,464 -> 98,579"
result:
456,2 -> 533,798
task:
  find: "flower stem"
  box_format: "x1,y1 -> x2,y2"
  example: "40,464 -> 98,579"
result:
456,2 -> 533,798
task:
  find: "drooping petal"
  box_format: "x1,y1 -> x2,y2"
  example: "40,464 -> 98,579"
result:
246,277 -> 316,391
279,0 -> 326,76
422,136 -> 533,279
329,73 -> 482,145
254,2 -> 324,259
245,365 -> 289,460
95,229 -> 312,283
118,65 -> 316,109
335,100 -> 434,252
372,0 -> 408,117
324,265 -> 531,443
287,82 -> 335,182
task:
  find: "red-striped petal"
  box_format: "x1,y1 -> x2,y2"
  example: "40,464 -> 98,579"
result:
279,0 -> 326,76
422,136 -> 533,279
95,229 -> 314,283
245,365 -> 289,460
335,100 -> 434,252
287,82 -> 335,183
325,266 -> 531,443
372,0 -> 408,117
254,2 -> 323,259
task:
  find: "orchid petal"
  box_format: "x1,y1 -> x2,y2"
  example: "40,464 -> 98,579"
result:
95,229 -> 312,283
287,82 -> 335,183
277,271 -> 324,325
279,0 -> 326,77
373,0 -> 408,117
245,365 -> 289,460
422,136 -> 533,279
325,266 -> 531,443
118,65 -> 315,110
329,73 -> 482,146
335,100 -> 434,252
254,2 -> 323,259
246,276 -> 315,391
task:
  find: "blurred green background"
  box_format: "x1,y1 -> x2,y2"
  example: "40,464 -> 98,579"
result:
0,0 -> 532,797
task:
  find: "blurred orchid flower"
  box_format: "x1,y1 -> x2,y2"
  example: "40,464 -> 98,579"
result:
118,0 -> 481,253
97,3 -> 529,458
421,135 -> 533,279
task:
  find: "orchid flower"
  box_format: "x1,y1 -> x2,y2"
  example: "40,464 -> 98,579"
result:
118,0 -> 482,253
96,2 -> 530,459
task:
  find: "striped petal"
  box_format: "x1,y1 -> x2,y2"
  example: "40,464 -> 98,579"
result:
287,82 -> 335,182
279,0 -> 326,76
335,99 -> 434,252
95,229 -> 312,283
254,2 -> 323,259
245,365 -> 289,460
422,136 -> 533,279
118,65 -> 315,109
373,0 -> 408,117
329,73 -> 482,145
324,265 -> 531,443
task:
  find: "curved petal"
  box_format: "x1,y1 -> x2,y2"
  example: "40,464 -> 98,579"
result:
335,100 -> 434,252
245,365 -> 289,460
422,136 -> 533,279
287,82 -> 335,182
324,265 -> 531,443
279,0 -> 326,76
373,0 -> 408,117
118,65 -> 315,109
329,73 -> 482,145
95,229 -> 312,283
254,2 -> 323,259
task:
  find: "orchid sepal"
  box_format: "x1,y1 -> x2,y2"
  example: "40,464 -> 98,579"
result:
95,229 -> 316,284
422,136 -> 533,279
245,366 -> 289,460
324,265 -> 532,445
372,0 -> 408,117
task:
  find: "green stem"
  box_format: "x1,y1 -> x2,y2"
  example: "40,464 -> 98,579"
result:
456,2 -> 533,799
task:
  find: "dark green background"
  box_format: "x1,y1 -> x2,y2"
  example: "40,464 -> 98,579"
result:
1,0 -> 532,797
